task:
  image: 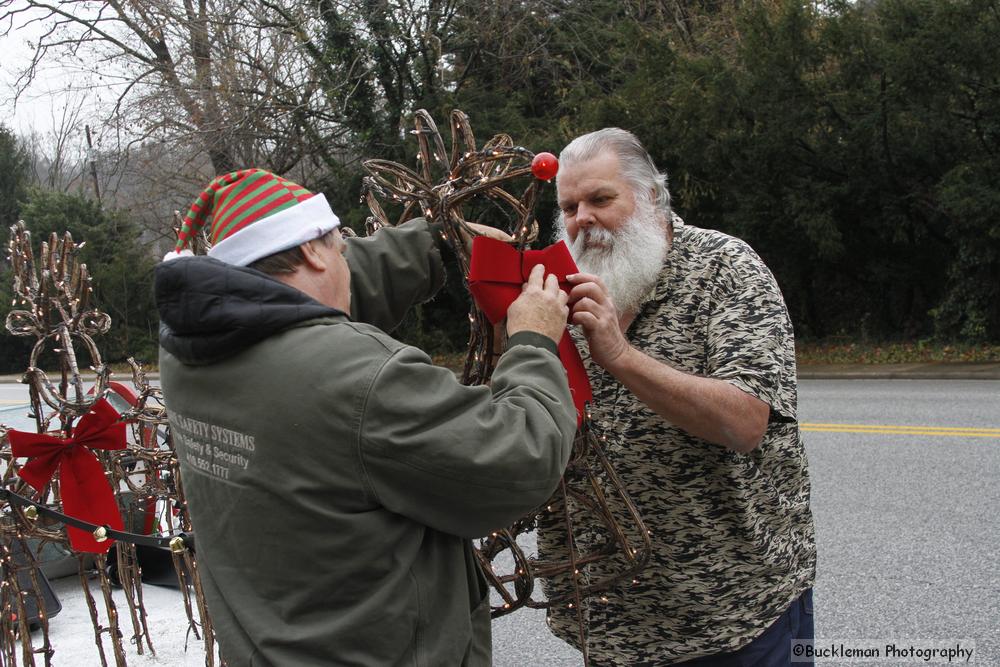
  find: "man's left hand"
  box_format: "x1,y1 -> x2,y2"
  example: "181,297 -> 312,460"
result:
460,222 -> 512,254
567,272 -> 630,370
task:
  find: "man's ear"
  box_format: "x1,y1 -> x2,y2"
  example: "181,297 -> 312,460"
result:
300,240 -> 327,271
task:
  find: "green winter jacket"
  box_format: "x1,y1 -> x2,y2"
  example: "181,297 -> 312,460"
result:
155,220 -> 576,666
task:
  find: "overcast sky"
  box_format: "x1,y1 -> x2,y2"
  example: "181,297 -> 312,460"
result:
0,10 -> 104,139
2,18 -> 54,133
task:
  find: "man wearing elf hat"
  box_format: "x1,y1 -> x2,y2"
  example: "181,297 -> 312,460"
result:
155,169 -> 576,666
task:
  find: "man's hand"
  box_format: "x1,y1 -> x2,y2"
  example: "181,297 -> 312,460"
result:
567,272 -> 630,370
507,263 -> 569,344
460,222 -> 512,254
568,272 -> 769,452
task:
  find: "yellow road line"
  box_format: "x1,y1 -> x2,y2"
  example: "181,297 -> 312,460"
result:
801,423 -> 1000,438
0,400 -> 29,406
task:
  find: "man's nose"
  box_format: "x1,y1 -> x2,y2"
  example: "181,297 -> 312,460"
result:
576,203 -> 596,228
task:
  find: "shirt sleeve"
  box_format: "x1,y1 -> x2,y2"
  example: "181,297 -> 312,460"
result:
344,218 -> 448,332
356,332 -> 577,538
705,239 -> 797,422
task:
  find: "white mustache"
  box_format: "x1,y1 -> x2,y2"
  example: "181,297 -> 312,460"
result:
577,226 -> 615,250
556,200 -> 669,313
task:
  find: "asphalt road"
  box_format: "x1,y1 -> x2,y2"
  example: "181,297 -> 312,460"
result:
2,379 -> 998,666
793,380 -> 998,667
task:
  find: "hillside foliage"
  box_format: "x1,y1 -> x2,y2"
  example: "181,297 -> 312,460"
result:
1,0 -> 998,372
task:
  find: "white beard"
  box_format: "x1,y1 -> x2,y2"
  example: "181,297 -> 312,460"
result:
556,199 -> 669,314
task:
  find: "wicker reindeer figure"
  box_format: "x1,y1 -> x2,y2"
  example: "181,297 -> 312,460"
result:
0,223 -> 219,667
362,110 -> 651,664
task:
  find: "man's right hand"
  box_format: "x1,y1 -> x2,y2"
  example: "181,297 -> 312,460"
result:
506,263 -> 569,344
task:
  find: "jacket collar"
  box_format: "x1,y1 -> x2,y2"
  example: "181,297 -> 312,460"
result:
155,256 -> 344,365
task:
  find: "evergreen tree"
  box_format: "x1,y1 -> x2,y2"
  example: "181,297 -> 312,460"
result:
0,126 -> 34,373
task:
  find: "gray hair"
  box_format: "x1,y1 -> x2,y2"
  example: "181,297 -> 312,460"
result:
558,128 -> 671,214
248,228 -> 340,275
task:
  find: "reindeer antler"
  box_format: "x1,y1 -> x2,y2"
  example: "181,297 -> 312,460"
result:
6,222 -> 111,425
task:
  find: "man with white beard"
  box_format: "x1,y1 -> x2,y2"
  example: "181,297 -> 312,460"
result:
542,128 -> 816,666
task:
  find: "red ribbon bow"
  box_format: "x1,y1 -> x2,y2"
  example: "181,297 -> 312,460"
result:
8,398 -> 127,553
468,236 -> 592,426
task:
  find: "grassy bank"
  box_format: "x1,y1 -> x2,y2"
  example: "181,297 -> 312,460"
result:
8,341 -> 996,379
434,342 -> 1000,373
796,341 -> 1000,365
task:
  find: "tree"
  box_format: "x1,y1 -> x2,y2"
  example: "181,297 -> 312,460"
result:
0,125 -> 34,373
5,0 -> 997,347
588,0 -> 999,342
0,124 -> 30,227
0,0 -> 350,176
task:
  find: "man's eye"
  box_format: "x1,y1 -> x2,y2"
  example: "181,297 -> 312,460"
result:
562,205 -> 577,215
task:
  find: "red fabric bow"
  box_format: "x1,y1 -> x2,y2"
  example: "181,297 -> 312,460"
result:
468,236 -> 592,426
8,398 -> 127,553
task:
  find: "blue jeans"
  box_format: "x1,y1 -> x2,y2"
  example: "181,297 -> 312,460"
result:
675,588 -> 815,667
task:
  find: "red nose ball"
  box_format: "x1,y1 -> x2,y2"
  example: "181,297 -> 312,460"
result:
531,152 -> 559,181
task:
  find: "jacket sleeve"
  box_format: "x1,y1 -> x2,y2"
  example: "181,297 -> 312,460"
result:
356,331 -> 577,538
344,218 -> 448,332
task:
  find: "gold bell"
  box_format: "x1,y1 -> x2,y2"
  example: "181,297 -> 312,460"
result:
169,536 -> 187,554
24,506 -> 38,521
93,526 -> 109,542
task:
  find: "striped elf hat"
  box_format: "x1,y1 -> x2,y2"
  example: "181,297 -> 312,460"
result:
164,169 -> 340,266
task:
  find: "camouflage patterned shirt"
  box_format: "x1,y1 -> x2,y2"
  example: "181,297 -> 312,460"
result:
547,217 -> 816,664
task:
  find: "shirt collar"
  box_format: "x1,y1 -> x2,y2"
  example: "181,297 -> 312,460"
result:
644,211 -> 684,304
